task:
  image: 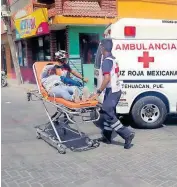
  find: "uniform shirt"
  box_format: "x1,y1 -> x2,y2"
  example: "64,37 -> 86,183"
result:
101,53 -> 116,88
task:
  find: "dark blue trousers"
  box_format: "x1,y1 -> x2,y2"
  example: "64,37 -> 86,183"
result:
60,76 -> 83,87
102,88 -> 132,139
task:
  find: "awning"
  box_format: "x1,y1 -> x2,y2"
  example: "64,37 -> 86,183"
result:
50,15 -> 117,26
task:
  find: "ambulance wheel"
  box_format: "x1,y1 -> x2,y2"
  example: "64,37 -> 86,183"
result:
131,96 -> 167,129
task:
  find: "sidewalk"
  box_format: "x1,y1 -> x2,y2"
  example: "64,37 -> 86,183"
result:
7,78 -> 37,91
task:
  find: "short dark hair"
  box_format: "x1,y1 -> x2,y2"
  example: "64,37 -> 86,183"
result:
100,39 -> 113,52
46,63 -> 54,65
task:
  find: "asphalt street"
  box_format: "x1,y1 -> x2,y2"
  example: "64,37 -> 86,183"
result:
1,85 -> 177,187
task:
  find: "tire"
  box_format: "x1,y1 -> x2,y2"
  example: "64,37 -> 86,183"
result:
131,96 -> 167,129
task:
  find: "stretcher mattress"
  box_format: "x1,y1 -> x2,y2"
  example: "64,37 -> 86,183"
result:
34,61 -> 98,109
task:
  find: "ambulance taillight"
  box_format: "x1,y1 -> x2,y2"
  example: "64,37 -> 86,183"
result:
124,26 -> 136,37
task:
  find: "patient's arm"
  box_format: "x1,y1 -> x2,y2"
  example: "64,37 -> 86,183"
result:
70,70 -> 83,80
70,70 -> 88,83
41,65 -> 56,79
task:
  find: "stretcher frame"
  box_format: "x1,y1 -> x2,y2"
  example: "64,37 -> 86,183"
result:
27,62 -> 101,154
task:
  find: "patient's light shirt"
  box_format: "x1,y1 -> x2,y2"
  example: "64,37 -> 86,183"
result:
41,65 -> 64,92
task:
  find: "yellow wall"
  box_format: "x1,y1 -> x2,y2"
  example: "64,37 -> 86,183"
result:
52,16 -> 116,25
117,0 -> 177,20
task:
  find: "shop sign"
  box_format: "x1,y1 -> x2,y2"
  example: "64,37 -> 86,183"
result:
15,8 -> 49,39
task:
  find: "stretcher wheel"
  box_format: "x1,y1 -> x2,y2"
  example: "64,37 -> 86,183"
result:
57,144 -> 66,154
85,138 -> 94,147
70,147 -> 75,151
93,140 -> 100,148
27,92 -> 31,101
36,132 -> 41,139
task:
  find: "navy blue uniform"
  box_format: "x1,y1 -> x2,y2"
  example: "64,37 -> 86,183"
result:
101,54 -> 133,143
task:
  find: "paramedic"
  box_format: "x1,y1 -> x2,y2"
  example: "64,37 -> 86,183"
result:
96,39 -> 135,149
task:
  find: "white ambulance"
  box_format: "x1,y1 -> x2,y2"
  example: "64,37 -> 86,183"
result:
94,18 -> 177,129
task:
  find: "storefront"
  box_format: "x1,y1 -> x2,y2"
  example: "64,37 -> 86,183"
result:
67,26 -> 105,92
49,15 -> 116,91
31,35 -> 51,62
68,26 -> 104,62
16,40 -> 27,67
14,8 -> 50,83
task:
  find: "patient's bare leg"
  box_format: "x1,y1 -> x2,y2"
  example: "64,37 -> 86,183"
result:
72,88 -> 80,103
82,87 -> 90,102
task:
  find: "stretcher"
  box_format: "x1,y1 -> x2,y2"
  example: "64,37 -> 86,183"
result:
27,61 -> 101,154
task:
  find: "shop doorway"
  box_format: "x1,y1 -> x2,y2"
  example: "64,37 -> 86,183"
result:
16,40 -> 27,67
79,33 -> 99,93
31,35 -> 51,62
56,29 -> 67,52
79,33 -> 99,64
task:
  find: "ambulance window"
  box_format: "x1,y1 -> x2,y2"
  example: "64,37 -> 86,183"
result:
95,45 -> 102,69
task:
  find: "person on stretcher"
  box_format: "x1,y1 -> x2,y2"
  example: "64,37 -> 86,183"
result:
41,51 -> 90,102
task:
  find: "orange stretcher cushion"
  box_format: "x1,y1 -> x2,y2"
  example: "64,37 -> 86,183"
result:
33,61 -> 98,109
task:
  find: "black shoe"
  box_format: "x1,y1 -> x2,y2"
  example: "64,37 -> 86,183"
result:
98,130 -> 112,144
124,132 -> 135,149
97,136 -> 111,144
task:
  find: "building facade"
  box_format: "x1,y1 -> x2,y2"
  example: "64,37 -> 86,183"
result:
1,0 -> 35,80
14,7 -> 50,82
10,0 -> 117,89
7,0 -> 177,87
47,0 -> 117,91
117,0 -> 177,19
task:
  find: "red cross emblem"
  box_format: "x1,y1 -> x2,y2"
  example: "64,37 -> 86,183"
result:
138,51 -> 154,68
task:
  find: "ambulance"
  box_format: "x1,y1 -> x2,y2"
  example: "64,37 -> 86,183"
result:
94,18 -> 177,129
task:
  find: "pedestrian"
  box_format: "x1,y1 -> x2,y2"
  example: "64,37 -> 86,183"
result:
94,38 -> 135,149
